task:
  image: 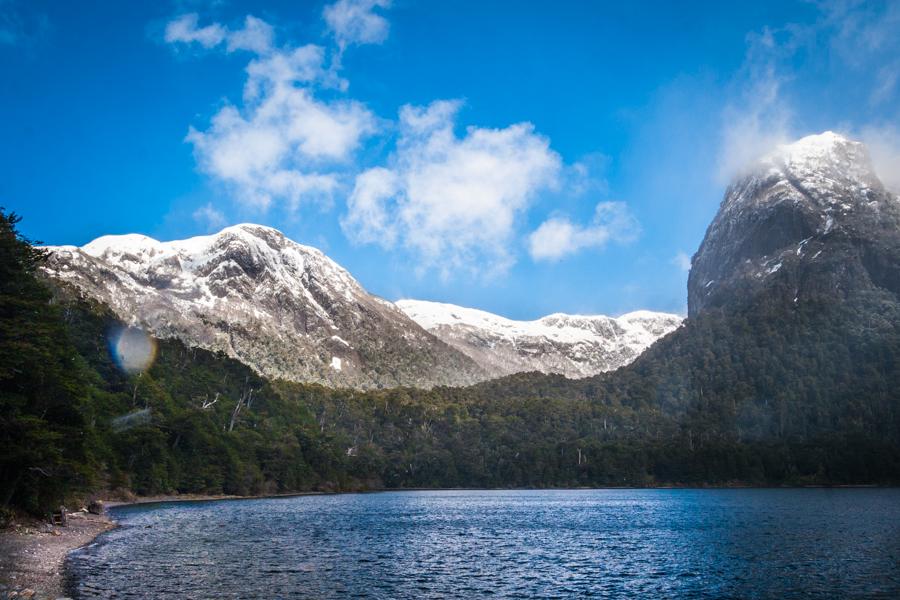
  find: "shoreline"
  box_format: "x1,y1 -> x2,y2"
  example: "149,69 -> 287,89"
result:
1,484 -> 893,598
87,483 -> 899,511
102,490 -> 330,509
104,483 -> 891,509
0,512 -> 115,600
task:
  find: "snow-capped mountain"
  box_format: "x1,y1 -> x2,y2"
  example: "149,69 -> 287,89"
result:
689,131 -> 900,317
43,224 -> 487,389
397,300 -> 682,378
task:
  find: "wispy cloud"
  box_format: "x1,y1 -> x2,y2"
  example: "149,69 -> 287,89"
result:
860,125 -> 900,194
818,0 -> 900,107
671,251 -> 692,272
226,15 -> 274,54
343,100 -> 561,276
0,0 -> 22,45
244,44 -> 346,96
192,203 -> 227,231
164,13 -> 226,48
164,13 -> 273,54
528,202 -> 639,262
0,0 -> 49,48
716,28 -> 794,182
323,0 -> 391,53
716,1 -> 900,181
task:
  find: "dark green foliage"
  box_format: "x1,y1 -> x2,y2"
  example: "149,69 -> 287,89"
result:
2,210 -> 899,516
0,210 -> 95,514
52,291 -> 353,498
269,271 -> 900,489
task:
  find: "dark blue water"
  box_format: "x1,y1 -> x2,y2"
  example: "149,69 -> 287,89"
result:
68,489 -> 900,598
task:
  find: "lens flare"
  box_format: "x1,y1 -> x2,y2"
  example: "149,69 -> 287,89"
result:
110,327 -> 157,374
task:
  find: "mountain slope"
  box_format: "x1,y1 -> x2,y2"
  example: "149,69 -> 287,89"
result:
43,224 -> 487,389
397,299 -> 682,378
585,131 -> 900,445
458,131 -> 900,462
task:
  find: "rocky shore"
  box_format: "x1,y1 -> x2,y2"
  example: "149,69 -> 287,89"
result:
0,491 -> 324,599
0,512 -> 114,600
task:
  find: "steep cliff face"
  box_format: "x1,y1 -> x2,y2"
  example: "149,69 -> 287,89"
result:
689,132 -> 900,318
43,224 -> 487,389
596,131 -> 900,443
398,300 -> 682,378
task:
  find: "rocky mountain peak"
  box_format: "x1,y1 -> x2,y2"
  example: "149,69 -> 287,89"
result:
722,132 -> 886,217
43,225 -> 487,389
689,132 -> 900,318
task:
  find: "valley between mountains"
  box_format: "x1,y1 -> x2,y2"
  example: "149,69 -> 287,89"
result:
3,131 -> 900,516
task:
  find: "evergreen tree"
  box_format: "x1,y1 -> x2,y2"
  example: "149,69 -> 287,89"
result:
0,210 -> 94,515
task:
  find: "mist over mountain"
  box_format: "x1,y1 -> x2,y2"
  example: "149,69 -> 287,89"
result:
593,132 -> 900,451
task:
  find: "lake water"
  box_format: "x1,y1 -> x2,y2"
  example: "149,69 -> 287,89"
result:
67,489 -> 900,598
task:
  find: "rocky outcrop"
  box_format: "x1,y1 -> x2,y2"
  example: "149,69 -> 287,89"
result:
689,132 -> 900,318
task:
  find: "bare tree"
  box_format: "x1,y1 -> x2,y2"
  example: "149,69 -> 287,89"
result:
228,379 -> 254,432
201,392 -> 220,410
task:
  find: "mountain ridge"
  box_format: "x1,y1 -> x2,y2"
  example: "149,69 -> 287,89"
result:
41,224 -> 680,388
43,223 -> 488,389
397,299 -> 682,378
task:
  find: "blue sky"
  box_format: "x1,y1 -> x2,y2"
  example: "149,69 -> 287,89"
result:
2,0 -> 900,318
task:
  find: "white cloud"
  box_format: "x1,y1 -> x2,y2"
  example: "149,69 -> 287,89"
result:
164,13 -> 273,55
244,44 -> 344,99
165,11 -> 378,211
566,153 -> 610,198
186,42 -> 377,209
192,203 -> 227,231
528,202 -> 639,262
323,0 -> 391,51
717,72 -> 792,182
226,15 -> 274,55
822,0 -> 900,63
342,100 -> 561,276
342,167 -> 399,245
164,13 -> 226,48
672,251 -> 692,272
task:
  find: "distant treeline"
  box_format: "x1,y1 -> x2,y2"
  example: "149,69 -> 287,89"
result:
1,210 -> 898,517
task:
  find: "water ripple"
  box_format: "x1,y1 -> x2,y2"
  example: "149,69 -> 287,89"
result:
67,489 -> 900,599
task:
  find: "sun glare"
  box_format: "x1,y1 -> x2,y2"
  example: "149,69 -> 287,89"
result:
110,326 -> 157,374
